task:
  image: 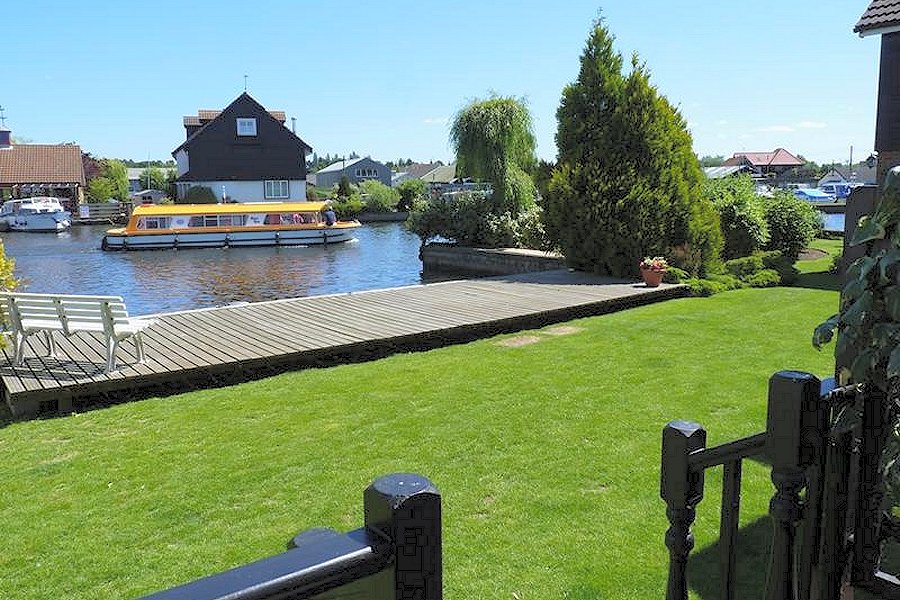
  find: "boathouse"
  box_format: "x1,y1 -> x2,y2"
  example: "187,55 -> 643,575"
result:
0,125 -> 86,203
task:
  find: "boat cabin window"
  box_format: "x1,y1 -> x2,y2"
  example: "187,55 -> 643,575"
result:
204,215 -> 219,227
219,215 -> 245,227
137,217 -> 170,230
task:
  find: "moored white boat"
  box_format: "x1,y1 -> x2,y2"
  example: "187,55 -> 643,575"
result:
101,201 -> 360,250
0,197 -> 72,232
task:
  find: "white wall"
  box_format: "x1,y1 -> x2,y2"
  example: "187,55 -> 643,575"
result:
185,180 -> 307,202
175,150 -> 189,177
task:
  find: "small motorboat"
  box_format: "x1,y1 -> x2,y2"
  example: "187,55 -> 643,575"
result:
0,197 -> 72,232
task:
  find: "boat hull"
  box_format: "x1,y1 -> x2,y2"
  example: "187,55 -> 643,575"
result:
102,227 -> 357,250
4,213 -> 72,233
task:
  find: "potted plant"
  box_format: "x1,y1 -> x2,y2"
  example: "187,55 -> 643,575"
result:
639,256 -> 668,287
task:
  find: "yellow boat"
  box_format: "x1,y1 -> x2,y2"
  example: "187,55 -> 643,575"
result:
102,202 -> 360,250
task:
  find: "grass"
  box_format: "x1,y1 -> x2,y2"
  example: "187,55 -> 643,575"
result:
0,284 -> 840,599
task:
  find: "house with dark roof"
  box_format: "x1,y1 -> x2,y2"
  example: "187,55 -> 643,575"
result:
856,1 -> 900,185
722,148 -> 804,178
171,93 -> 311,202
0,127 -> 86,202
315,156 -> 391,188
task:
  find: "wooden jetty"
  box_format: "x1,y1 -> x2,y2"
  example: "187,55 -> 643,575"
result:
0,270 -> 686,417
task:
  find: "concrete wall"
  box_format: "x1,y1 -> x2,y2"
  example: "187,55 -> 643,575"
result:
420,244 -> 565,276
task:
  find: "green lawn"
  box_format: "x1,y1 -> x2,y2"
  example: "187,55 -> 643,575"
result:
0,284 -> 839,599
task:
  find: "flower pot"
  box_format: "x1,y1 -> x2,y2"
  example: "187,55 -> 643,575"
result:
641,268 -> 664,287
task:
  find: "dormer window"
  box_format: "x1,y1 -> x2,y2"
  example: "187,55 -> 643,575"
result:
236,118 -> 257,136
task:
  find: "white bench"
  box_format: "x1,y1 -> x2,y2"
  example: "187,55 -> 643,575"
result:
0,292 -> 156,373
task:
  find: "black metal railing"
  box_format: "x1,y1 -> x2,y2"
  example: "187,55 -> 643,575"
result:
661,371 -> 900,600
140,473 -> 441,600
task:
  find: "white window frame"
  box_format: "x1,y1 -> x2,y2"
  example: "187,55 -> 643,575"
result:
236,118 -> 257,136
265,180 -> 290,199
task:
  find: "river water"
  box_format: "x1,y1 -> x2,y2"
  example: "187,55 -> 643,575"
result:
1,223 -> 425,316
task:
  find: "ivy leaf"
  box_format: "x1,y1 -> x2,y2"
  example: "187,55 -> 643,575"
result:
889,346 -> 900,379
847,255 -> 878,283
851,216 -> 886,246
880,249 -> 900,284
842,277 -> 868,303
872,323 -> 900,349
842,290 -> 874,329
835,328 -> 858,359
813,314 -> 840,349
886,285 -> 900,321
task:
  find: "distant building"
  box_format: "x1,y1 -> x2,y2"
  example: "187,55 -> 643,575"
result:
130,189 -> 167,204
723,148 -> 804,178
172,93 -> 311,202
0,127 -> 86,202
127,167 -> 175,193
702,165 -> 751,179
315,157 -> 391,188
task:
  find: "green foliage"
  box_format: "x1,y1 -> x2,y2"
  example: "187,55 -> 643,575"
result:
86,177 -> 117,203
764,190 -> 822,260
406,192 -> 548,249
698,155 -> 726,167
662,266 -> 689,283
396,179 -> 427,212
544,18 -> 722,278
743,269 -> 781,288
137,167 -> 168,191
759,250 -> 800,285
450,95 -> 537,213
102,159 -> 129,201
724,255 -> 765,279
684,278 -> 729,297
181,186 -> 217,204
331,194 -> 365,219
705,175 -> 769,259
307,186 -> 319,201
337,175 -> 353,198
359,180 -> 400,213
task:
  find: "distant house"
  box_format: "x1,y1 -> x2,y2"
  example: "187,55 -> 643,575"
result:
0,127 -> 86,203
702,165 -> 751,179
130,189 -> 167,204
315,157 -> 391,188
127,167 -> 175,193
171,93 -> 312,202
818,167 -> 849,187
392,162 -> 443,186
723,148 -> 804,178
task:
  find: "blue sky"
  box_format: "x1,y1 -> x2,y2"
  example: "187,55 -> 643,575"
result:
2,1 -> 879,166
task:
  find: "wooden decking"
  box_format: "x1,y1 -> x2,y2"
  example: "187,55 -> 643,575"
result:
0,270 -> 687,417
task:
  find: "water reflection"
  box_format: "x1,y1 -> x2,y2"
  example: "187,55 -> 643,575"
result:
1,223 -> 424,316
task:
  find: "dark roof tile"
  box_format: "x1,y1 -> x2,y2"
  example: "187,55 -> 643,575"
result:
855,0 -> 900,34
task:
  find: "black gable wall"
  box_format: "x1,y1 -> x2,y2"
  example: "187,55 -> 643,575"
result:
179,94 -> 309,182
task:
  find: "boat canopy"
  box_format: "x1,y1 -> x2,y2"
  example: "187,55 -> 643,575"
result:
131,202 -> 329,217
793,188 -> 835,202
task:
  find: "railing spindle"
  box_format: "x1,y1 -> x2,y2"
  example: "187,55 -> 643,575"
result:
661,420 -> 707,600
719,459 -> 742,600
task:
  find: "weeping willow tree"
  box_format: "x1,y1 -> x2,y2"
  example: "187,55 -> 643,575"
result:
450,95 -> 537,213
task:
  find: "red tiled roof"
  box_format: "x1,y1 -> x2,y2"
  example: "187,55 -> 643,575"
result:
724,148 -> 804,168
0,144 -> 85,185
855,0 -> 900,34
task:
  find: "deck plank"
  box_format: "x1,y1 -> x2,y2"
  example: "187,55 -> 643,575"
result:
0,271 -> 686,417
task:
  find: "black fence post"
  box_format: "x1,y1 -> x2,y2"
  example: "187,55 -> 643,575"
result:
364,473 -> 442,600
765,371 -> 820,600
661,420 -> 707,600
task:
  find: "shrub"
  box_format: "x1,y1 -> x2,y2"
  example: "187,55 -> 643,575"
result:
663,266 -> 689,283
758,250 -> 800,285
396,179 -> 427,212
406,192 -> 547,249
684,278 -> 729,297
705,174 -> 769,259
707,273 -> 743,290
331,194 -> 365,219
182,186 -> 217,204
764,190 -> 822,260
744,269 -> 781,288
724,255 -> 765,279
359,180 -> 400,213
307,186 -> 319,201
338,176 -> 353,198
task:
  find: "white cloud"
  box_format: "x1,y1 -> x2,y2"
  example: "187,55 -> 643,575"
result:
757,125 -> 795,133
797,120 -> 827,129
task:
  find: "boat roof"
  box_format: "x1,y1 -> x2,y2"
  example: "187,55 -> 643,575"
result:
132,202 -> 329,216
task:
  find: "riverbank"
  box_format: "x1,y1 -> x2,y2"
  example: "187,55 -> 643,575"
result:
420,243 -> 565,276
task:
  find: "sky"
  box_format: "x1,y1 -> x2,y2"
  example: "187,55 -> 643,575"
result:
1,1 -> 881,167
